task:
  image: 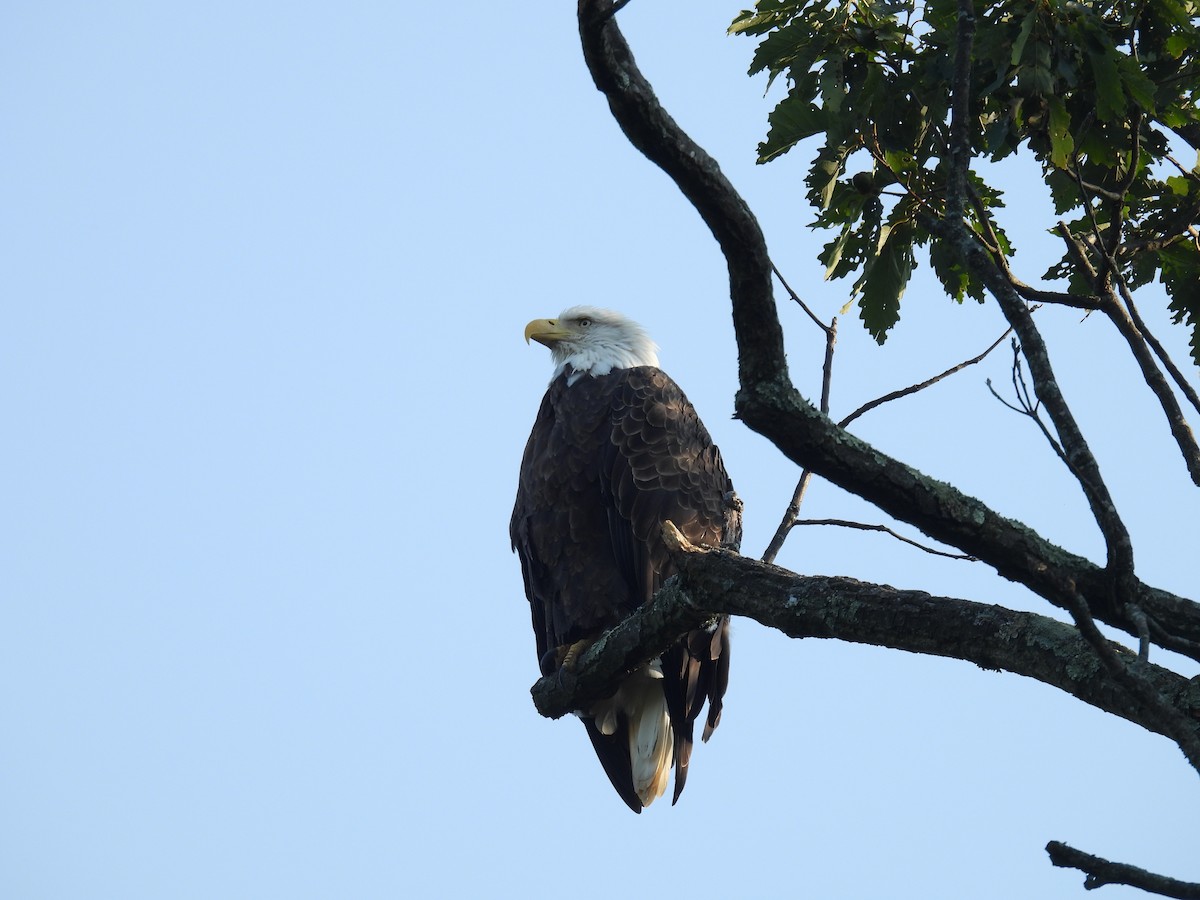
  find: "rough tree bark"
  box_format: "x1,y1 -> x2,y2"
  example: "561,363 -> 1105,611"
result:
533,524 -> 1200,740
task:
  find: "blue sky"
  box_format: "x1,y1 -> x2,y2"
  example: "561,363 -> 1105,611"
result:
2,2 -> 1196,898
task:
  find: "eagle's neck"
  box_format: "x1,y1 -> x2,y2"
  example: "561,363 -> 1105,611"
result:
552,342 -> 659,386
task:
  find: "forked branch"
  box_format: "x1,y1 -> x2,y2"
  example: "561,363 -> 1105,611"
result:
531,528 -> 1200,756
575,0 -> 1200,657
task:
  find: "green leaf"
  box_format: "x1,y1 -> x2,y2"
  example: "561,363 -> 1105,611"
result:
1166,175 -> 1191,196
1047,96 -> 1074,169
821,223 -> 855,280
1087,44 -> 1125,121
929,236 -> 984,304
1119,59 -> 1158,113
1010,10 -> 1037,66
819,57 -> 846,114
855,218 -> 915,342
758,86 -> 825,162
1047,168 -> 1082,214
806,144 -> 850,211
1161,243 -> 1200,366
729,1 -> 794,37
1165,32 -> 1190,58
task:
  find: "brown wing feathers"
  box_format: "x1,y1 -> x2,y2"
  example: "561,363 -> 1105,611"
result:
603,370 -> 735,804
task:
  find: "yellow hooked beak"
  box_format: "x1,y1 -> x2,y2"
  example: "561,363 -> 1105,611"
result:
524,318 -> 579,347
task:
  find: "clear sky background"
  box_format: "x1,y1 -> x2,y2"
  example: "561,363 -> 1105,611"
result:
3,2 -> 1197,898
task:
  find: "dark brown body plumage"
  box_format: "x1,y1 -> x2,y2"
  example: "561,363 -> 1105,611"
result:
511,365 -> 740,811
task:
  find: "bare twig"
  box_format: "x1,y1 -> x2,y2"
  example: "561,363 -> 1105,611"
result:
1165,151 -> 1200,183
791,518 -> 978,560
764,265 -> 836,566
1062,169 -> 1126,202
773,261 -> 832,335
762,468 -> 814,567
989,286 -> 1138,630
767,280 -> 1009,566
841,326 -> 1012,429
965,186 -> 1102,310
1130,603 -> 1152,661
1046,841 -> 1200,898
1006,274 -> 1101,311
1068,112 -> 1118,293
1108,111 -> 1143,256
985,341 -> 1070,468
1059,112 -> 1200,484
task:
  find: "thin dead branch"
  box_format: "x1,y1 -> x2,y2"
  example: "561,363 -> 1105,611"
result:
790,518 -> 977,560
842,326 -> 1012,429
986,341 -> 1070,468
773,261 -> 831,335
764,265 -> 835,566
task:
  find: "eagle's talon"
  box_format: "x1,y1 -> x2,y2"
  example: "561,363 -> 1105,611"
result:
559,638 -> 594,672
554,665 -> 578,693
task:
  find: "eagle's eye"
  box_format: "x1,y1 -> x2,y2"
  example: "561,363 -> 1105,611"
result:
578,317 -> 592,328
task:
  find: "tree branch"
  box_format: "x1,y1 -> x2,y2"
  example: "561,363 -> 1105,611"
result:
790,518 -> 977,560
938,0 -> 1137,600
1047,841 -> 1200,898
1119,286 -> 1200,419
1101,284 -> 1200,486
531,533 -> 1200,755
578,0 -> 787,394
575,0 -> 1200,658
840,326 -> 1011,429
763,265 -> 835,566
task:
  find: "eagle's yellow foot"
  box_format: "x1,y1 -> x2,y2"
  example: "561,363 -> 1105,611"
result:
537,638 -> 596,678
559,638 -> 595,672
538,639 -> 597,691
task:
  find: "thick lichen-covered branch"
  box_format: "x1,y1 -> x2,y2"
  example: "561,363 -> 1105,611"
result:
531,535 -> 1200,750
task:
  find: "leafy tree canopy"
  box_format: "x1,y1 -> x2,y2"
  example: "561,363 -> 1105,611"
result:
730,0 -> 1200,359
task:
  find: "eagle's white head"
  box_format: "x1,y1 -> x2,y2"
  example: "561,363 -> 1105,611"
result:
524,305 -> 660,382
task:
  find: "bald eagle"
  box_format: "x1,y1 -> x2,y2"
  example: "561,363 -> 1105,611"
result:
511,306 -> 740,812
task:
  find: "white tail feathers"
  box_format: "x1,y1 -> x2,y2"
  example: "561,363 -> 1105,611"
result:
590,661 -> 674,808
628,677 -> 673,806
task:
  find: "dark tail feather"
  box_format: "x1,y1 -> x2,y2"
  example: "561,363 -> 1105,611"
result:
664,616 -> 732,803
664,642 -> 700,805
703,616 -> 731,742
671,730 -> 694,805
582,718 -> 643,814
